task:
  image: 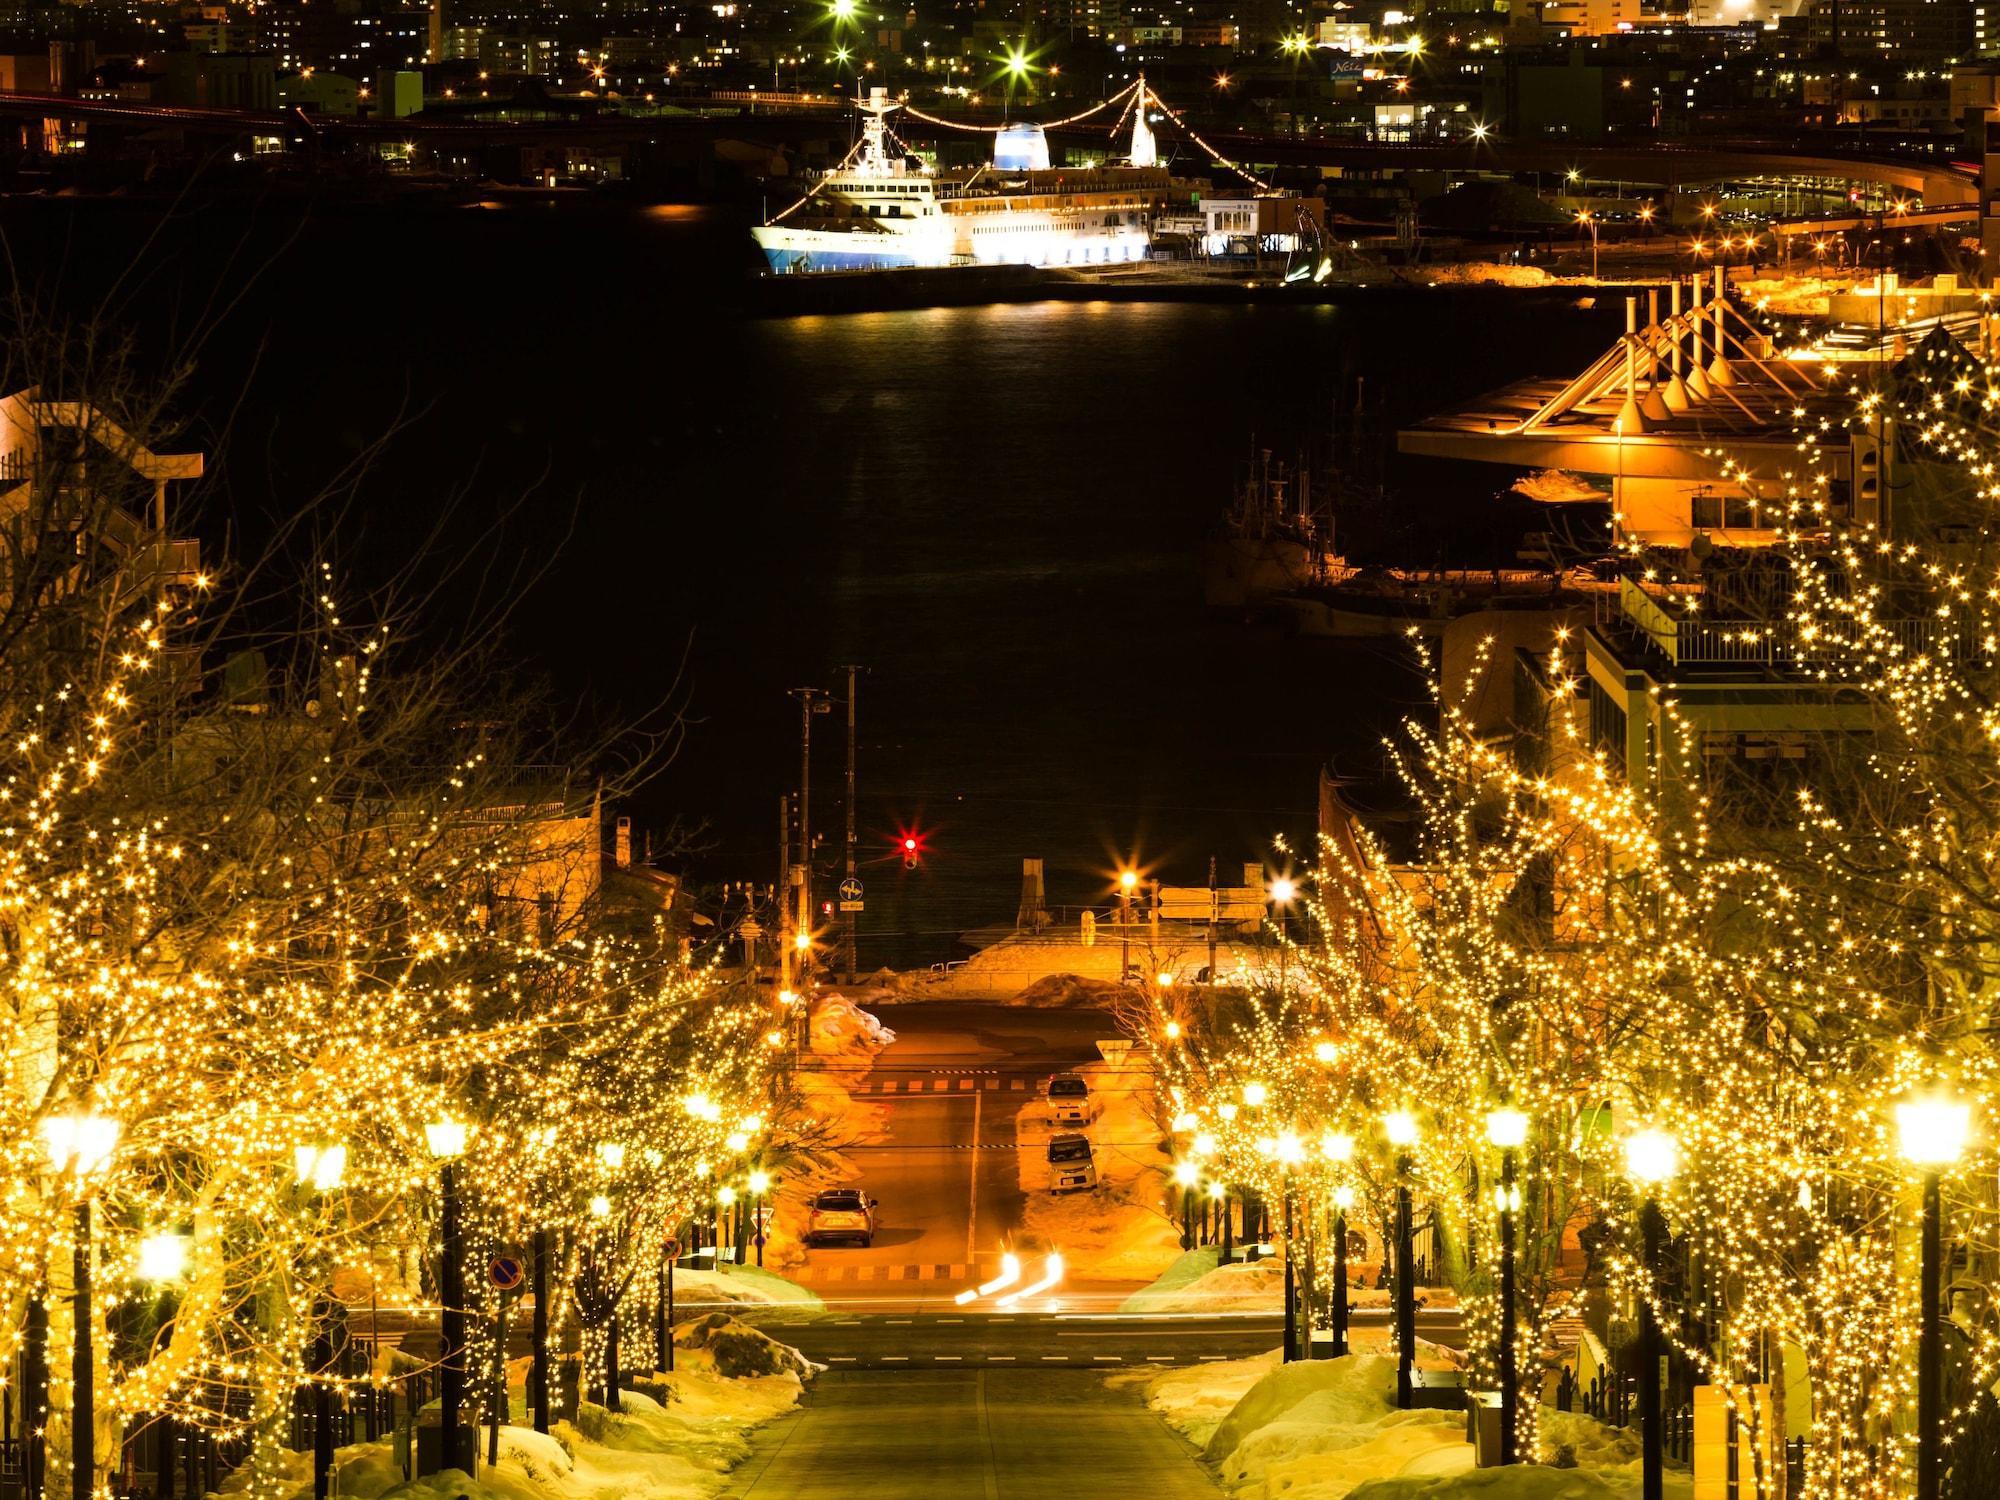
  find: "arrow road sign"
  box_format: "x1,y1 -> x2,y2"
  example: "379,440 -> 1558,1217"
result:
838,876 -> 864,913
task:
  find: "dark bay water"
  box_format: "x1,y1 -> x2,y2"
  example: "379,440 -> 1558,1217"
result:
0,198 -> 1620,964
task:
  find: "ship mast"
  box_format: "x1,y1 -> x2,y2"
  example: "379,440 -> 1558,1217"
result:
858,86 -> 900,177
1129,75 -> 1158,168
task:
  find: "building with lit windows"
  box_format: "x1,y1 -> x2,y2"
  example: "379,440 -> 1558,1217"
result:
1802,0 -> 1973,56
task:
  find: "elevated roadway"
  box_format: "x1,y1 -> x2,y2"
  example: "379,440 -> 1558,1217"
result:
0,89 -> 1975,208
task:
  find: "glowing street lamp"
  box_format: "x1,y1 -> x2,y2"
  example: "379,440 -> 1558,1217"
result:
1269,877 -> 1296,991
294,1144 -> 348,1191
1174,1160 -> 1201,1248
293,1140 -> 348,1496
44,1110 -> 119,1500
137,1231 -> 191,1283
1898,1096 -> 1971,1500
1487,1108 -> 1529,1464
424,1118 -> 471,1472
1575,209 -> 1599,281
1622,1128 -> 1679,1500
1118,866 -> 1139,980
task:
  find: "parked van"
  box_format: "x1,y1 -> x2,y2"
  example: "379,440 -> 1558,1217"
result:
1044,1072 -> 1097,1126
1047,1132 -> 1098,1193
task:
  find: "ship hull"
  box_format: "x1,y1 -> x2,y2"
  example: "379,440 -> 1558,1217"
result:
1201,534 -> 1317,609
753,224 -> 951,274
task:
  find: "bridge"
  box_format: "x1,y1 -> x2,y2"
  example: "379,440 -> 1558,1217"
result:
0,86 -> 1977,211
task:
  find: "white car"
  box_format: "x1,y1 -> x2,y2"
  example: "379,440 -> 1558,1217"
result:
1047,1133 -> 1099,1193
805,1187 -> 877,1247
1044,1073 -> 1097,1126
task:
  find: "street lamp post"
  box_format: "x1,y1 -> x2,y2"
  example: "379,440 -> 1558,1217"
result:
749,1170 -> 771,1268
294,1145 -> 348,1500
1269,878 -> 1295,994
1282,1172 -> 1297,1363
1486,1108 -> 1529,1465
1576,211 -> 1599,281
425,1119 -> 470,1476
1623,1128 -> 1679,1500
531,1228 -> 552,1433
586,1192 -> 620,1412
1173,1163 -> 1199,1250
1897,1096 -> 1971,1500
1119,869 -> 1137,981
42,1112 -> 120,1500
1331,1185 -> 1353,1357
1384,1110 -> 1420,1409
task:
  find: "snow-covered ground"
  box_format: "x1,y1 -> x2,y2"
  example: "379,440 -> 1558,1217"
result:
1113,1351 -> 1691,1500
809,992 -> 897,1054
765,993 -> 896,1271
259,1317 -> 813,1500
669,1265 -> 822,1312
1013,1055 -> 1182,1280
1122,1249 -> 1462,1316
1121,1249 -> 1281,1312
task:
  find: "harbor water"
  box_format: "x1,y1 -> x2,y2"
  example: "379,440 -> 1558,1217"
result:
0,196 -> 1621,966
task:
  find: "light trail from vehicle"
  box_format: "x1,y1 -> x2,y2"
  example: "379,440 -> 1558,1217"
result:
954,1251 -> 1022,1304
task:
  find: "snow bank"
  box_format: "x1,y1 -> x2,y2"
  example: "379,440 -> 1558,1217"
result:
1346,1470 -> 1631,1500
289,1320 -> 814,1500
1122,1253 -> 1282,1313
669,1265 -> 822,1311
1013,1056 -> 1182,1280
809,993 -> 896,1055
1118,1350 -> 1688,1500
1119,1248 -> 1460,1315
1108,1349 -> 1279,1449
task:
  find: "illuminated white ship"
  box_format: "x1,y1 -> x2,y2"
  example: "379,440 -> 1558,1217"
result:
753,86 -> 1192,274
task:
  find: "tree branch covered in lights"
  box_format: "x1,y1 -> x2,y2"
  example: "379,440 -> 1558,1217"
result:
0,343 -> 779,1500
1141,370 -> 2000,1492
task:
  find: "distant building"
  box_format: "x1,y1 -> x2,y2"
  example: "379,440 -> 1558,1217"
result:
278,71 -> 362,114
155,53 -> 279,111
1805,0 -> 1974,56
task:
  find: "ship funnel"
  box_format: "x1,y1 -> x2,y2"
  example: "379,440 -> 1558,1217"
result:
994,123 -> 1050,171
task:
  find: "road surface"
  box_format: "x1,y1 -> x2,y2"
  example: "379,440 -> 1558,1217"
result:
787,1002 -> 1128,1306
715,1305 -> 1465,1368
724,1369 -> 1223,1500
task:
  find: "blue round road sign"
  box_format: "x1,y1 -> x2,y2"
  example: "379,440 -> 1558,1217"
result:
488,1254 -> 525,1291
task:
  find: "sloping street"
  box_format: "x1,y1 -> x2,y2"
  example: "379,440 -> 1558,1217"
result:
724,1369 -> 1224,1500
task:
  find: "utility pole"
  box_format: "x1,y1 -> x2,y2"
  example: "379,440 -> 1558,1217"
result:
790,688 -> 830,974
777,795 -> 792,1000
1206,854 -> 1218,982
839,665 -> 866,983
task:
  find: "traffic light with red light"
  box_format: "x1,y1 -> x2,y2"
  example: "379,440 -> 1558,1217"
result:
902,836 -> 919,870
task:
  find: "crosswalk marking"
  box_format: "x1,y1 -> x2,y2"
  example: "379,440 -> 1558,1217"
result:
851,1074 -> 1049,1096
792,1261 -> 992,1285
